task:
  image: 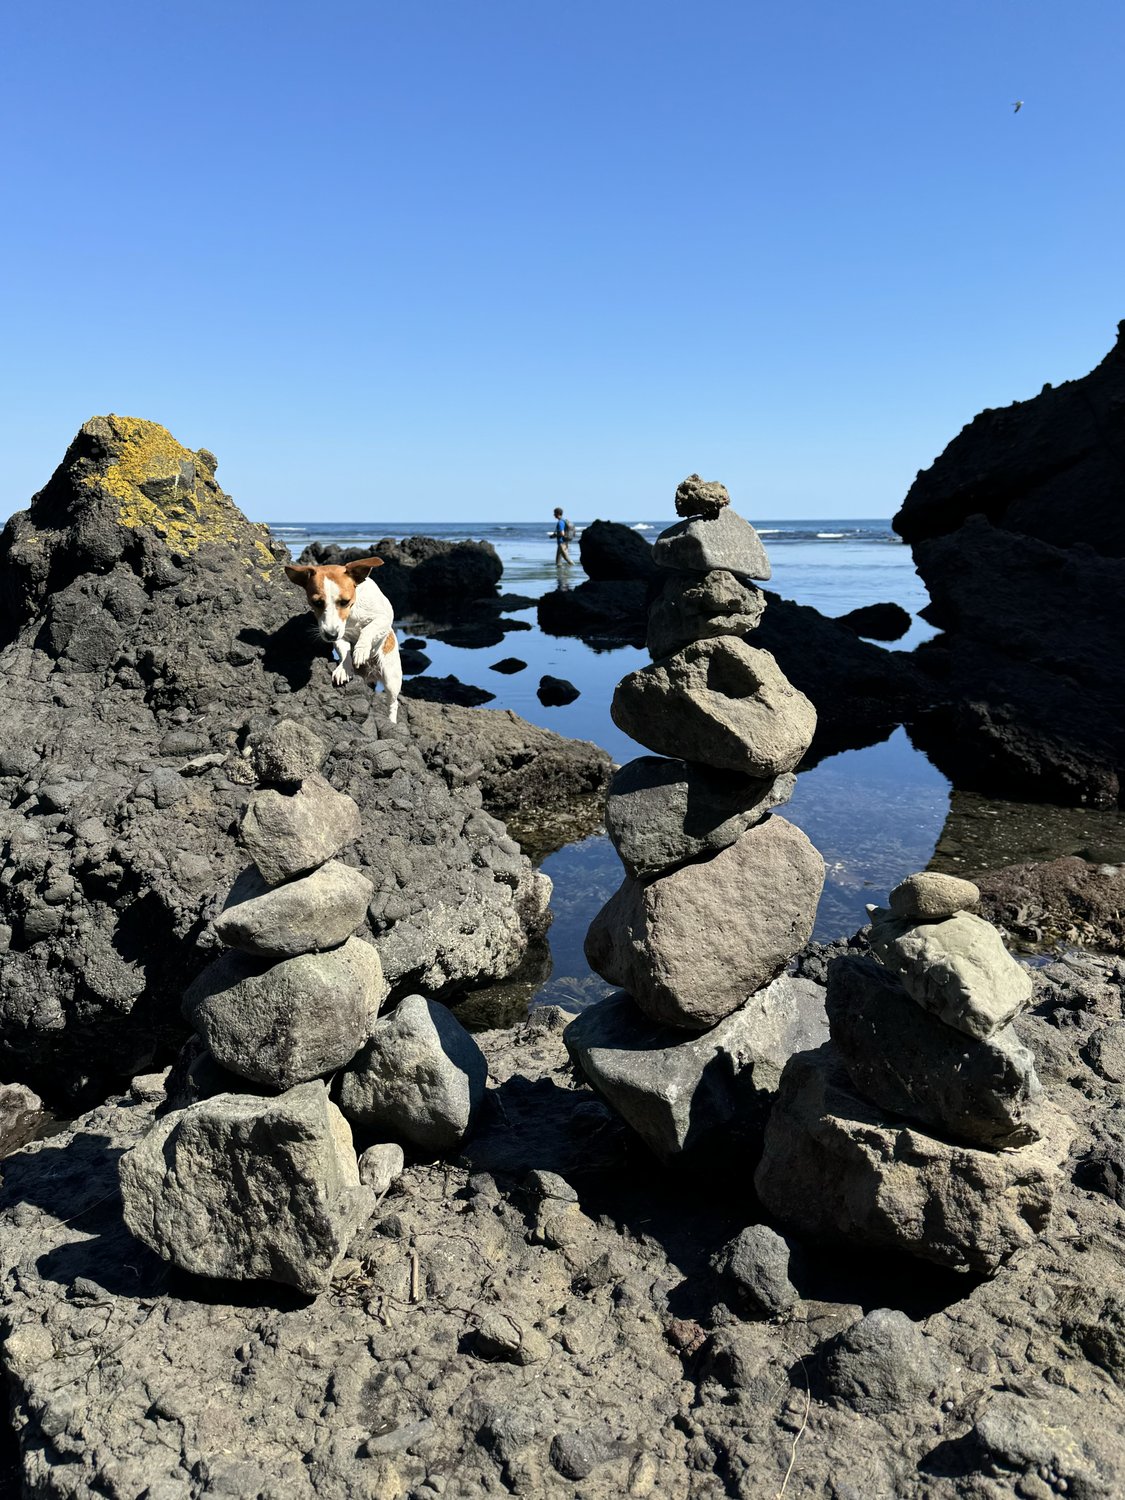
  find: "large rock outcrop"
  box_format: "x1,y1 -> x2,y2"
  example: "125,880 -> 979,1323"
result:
0,417 -> 555,1103
895,322 -> 1125,806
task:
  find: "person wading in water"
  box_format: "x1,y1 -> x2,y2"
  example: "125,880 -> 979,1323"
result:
551,507 -> 575,566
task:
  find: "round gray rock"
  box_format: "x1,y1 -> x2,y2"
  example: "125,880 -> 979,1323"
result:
213,860 -> 375,958
888,871 -> 980,922
611,638 -> 816,778
339,994 -> 488,1152
653,508 -> 771,580
241,774 -> 361,887
605,755 -> 795,880
358,1142 -> 405,1196
585,816 -> 825,1029
712,1224 -> 799,1318
247,719 -> 327,788
183,936 -> 387,1090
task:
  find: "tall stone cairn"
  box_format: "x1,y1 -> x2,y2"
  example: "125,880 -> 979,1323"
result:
565,477 -> 829,1161
755,871 -> 1076,1273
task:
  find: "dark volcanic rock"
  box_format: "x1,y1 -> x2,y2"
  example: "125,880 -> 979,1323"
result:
0,417 -> 552,1103
537,675 -> 579,706
835,601 -> 911,641
297,536 -> 502,612
537,578 -> 652,649
578,520 -> 658,581
490,657 -> 527,674
400,675 -> 496,707
893,325 -> 1125,805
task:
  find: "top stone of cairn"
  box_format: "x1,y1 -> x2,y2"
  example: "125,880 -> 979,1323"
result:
674,473 -> 731,521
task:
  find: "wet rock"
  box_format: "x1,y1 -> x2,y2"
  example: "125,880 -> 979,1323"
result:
246,718 -> 327,788
577,520 -> 658,580
585,818 -> 824,1029
674,473 -> 730,521
184,937 -> 387,1089
604,755 -> 795,880
646,569 -> 766,659
357,1142 -> 405,1196
975,855 -> 1125,952
398,647 -> 430,675
339,994 -> 488,1151
401,675 -> 496,707
120,1081 -> 371,1295
537,675 -> 579,706
490,657 -> 527,674
755,1044 -> 1073,1272
888,870 -> 980,921
537,577 -> 651,648
241,775 -> 362,887
712,1224 -> 799,1318
826,954 -> 1043,1147
868,909 -> 1033,1040
611,637 -> 816,778
653,509 -> 771,580
213,860 -> 374,957
821,1309 -> 951,1415
834,601 -> 911,641
563,976 -> 828,1160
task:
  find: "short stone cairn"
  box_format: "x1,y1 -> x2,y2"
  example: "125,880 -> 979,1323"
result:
755,871 -> 1075,1272
119,718 -> 487,1296
565,477 -> 828,1160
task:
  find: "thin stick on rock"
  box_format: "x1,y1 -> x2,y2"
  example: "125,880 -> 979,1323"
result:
776,1357 -> 811,1499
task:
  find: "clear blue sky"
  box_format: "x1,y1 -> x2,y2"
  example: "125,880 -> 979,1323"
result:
2,1 -> 1122,524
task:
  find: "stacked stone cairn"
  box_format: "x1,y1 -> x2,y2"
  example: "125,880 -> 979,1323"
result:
565,476 -> 829,1160
119,718 -> 488,1296
755,870 -> 1076,1273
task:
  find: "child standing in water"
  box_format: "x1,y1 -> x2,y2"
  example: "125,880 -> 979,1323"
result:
551,507 -> 574,566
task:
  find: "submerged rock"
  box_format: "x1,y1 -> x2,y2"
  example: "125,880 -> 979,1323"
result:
120,1081 -> 371,1295
755,1044 -> 1073,1272
563,977 -> 828,1160
537,675 -> 579,706
611,637 -> 816,778
604,756 -> 794,881
585,817 -> 824,1029
339,994 -> 488,1151
184,937 -> 387,1090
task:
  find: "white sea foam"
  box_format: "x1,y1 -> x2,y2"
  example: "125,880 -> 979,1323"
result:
817,532 -> 846,539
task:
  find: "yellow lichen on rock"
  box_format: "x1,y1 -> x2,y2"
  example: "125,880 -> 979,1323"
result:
89,414 -> 273,570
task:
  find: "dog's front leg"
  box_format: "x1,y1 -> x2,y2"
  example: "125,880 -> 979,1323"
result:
331,640 -> 354,688
351,623 -> 380,670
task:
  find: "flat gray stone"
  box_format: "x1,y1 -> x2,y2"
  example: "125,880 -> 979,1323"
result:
712,1224 -> 799,1318
888,871 -> 980,922
611,638 -> 816,778
869,909 -> 1033,1040
214,860 -> 374,957
653,509 -> 771,580
826,954 -> 1043,1146
585,816 -> 824,1029
339,994 -> 488,1152
646,571 -> 766,660
674,473 -> 730,520
241,774 -> 361,886
563,975 -> 828,1160
247,719 -> 327,787
119,1082 -> 371,1296
183,937 -> 387,1090
604,756 -> 795,881
754,1044 -> 1073,1273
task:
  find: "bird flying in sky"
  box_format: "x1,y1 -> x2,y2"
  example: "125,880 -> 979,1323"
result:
1012,100 -> 1024,112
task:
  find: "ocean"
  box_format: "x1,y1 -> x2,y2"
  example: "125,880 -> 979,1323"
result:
270,517 -> 951,1012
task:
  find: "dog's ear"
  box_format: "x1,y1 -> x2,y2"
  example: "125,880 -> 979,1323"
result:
344,556 -> 384,580
283,564 -> 315,586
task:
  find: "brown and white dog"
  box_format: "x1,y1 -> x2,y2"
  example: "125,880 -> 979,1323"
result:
284,556 -> 402,723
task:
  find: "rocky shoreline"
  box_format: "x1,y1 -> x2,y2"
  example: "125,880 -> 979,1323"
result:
1,421 -> 1124,1498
